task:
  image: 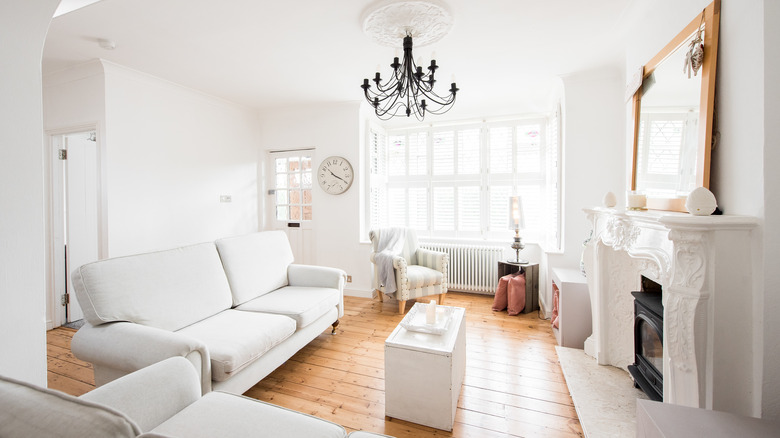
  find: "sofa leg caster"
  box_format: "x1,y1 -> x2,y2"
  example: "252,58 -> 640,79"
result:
331,320 -> 339,334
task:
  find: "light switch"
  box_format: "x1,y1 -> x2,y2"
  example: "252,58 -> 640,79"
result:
220,195 -> 232,203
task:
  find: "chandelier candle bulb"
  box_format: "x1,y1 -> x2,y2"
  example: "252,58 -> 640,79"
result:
426,300 -> 437,324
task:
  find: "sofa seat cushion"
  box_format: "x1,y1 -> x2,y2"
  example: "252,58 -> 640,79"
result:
236,286 -> 340,329
0,374 -> 141,438
152,392 -> 346,438
403,265 -> 444,288
176,310 -> 296,382
215,231 -> 295,306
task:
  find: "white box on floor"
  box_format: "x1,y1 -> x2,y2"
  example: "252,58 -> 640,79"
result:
384,305 -> 466,431
551,268 -> 591,349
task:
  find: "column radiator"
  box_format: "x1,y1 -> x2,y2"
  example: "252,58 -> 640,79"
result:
420,243 -> 503,294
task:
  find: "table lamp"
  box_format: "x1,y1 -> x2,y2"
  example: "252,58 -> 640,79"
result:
508,195 -> 527,264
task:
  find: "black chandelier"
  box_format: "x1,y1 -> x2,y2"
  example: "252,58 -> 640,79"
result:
361,34 -> 459,121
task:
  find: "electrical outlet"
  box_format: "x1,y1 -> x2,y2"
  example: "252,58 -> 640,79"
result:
346,275 -> 352,283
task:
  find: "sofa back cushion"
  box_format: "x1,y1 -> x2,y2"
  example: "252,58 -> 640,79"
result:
215,231 -> 294,306
73,242 -> 233,331
0,374 -> 141,438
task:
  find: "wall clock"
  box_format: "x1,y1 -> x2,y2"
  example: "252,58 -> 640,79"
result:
317,156 -> 354,195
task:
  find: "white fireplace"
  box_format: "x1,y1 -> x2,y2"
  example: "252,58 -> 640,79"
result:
582,207 -> 759,416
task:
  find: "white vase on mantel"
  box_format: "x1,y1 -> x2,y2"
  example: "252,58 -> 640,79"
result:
685,187 -> 717,216
602,191 -> 617,208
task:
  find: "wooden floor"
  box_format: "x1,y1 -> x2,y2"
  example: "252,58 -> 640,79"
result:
48,293 -> 583,437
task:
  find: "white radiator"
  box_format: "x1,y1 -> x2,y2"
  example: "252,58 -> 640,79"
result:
420,243 -> 503,294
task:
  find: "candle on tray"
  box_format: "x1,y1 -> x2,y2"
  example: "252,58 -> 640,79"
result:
426,300 -> 437,324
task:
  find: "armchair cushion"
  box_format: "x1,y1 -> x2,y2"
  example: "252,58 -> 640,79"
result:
236,286 -> 341,329
176,310 -> 296,382
403,265 -> 444,289
0,374 -> 141,438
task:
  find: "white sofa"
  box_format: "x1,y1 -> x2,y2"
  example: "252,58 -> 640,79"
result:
0,357 -> 392,438
71,231 -> 345,395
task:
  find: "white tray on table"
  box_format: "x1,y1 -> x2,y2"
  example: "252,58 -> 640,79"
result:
399,303 -> 454,335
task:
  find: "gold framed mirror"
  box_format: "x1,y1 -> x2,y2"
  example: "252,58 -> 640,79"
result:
630,0 -> 720,212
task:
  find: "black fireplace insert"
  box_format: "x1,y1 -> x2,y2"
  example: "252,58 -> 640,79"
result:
628,276 -> 663,401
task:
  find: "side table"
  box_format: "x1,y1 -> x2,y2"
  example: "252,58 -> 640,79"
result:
497,261 -> 539,313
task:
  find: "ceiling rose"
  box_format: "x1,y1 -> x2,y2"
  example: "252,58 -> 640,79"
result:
362,0 -> 454,48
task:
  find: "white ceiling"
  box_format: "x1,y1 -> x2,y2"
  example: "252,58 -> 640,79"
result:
44,0 -> 635,119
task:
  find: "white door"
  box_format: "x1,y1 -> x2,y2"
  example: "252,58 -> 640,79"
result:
53,131 -> 100,323
268,150 -> 314,264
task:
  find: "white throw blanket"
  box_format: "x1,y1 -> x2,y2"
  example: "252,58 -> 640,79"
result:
374,228 -> 407,296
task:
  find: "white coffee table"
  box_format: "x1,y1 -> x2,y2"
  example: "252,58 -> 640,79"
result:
384,304 -> 466,431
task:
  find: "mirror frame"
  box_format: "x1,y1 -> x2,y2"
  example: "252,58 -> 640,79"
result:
630,0 -> 720,212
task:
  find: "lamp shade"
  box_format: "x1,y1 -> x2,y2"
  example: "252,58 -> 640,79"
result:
508,196 -> 525,230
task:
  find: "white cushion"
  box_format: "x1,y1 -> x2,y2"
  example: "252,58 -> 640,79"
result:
176,310 -> 296,382
0,374 -> 140,438
152,392 -> 346,438
405,265 -> 444,288
72,242 -> 233,331
215,231 -> 295,305
236,286 -> 340,329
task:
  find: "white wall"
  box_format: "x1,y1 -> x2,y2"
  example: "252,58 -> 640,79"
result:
258,102 -> 371,296
761,0 -> 780,421
102,62 -> 259,256
543,67 -> 625,311
0,0 -> 61,386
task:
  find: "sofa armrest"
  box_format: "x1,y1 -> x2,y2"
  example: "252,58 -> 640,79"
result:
80,357 -> 201,433
288,264 -> 346,318
72,322 -> 212,394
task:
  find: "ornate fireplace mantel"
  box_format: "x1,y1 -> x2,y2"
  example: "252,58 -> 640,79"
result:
582,207 -> 758,414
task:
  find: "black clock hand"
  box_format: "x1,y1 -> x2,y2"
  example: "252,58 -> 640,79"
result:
327,168 -> 348,184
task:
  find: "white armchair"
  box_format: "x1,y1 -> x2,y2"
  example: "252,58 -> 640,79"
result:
369,228 -> 449,313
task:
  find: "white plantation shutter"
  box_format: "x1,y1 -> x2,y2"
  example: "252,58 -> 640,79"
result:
545,105 -> 562,250
433,131 -> 454,175
458,186 -> 481,231
489,185 -> 513,231
636,112 -> 693,196
408,132 -> 427,176
457,129 -> 480,175
408,187 -> 428,230
489,127 -> 513,174
433,186 -> 455,231
368,116 -> 561,248
369,127 -> 387,230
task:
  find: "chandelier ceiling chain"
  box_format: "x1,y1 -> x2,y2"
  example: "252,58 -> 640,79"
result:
360,0 -> 459,121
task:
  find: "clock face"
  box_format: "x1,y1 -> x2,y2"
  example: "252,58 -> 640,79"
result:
317,156 -> 354,195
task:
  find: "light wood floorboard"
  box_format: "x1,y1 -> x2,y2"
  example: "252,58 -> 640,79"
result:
47,293 -> 583,437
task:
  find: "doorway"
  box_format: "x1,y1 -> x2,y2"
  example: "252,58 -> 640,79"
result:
48,129 -> 102,326
268,149 -> 314,264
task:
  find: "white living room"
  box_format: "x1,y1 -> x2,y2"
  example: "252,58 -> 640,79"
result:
1,0 -> 779,437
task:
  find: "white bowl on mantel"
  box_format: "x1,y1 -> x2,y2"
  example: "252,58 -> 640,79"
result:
686,187 -> 717,216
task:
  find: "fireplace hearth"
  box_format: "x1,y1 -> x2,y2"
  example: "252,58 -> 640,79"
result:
628,276 -> 663,401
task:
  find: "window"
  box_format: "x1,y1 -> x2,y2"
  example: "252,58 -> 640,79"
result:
271,151 -> 313,221
368,115 -> 561,249
636,111 -> 698,197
